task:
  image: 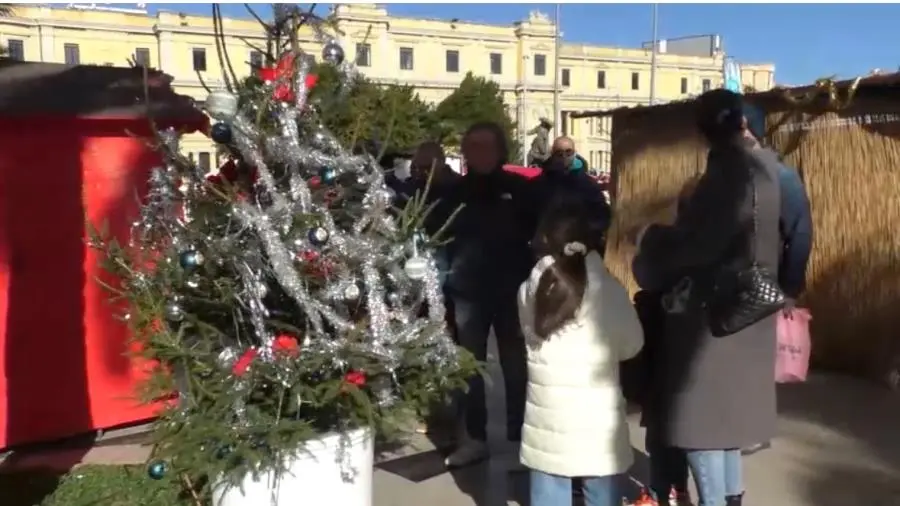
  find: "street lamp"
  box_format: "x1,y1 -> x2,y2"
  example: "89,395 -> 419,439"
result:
520,54 -> 530,166
649,3 -> 659,105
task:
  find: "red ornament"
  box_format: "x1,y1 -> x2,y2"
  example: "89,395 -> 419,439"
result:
205,173 -> 224,186
298,249 -> 320,262
308,175 -> 322,188
323,189 -> 340,206
343,370 -> 366,387
256,53 -> 319,103
205,160 -> 259,193
272,334 -> 300,358
232,348 -> 258,377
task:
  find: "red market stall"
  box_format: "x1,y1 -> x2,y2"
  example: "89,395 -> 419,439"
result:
0,62 -> 207,449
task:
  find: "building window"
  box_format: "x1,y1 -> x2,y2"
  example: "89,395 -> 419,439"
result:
355,43 -> 371,67
534,54 -> 546,76
249,50 -> 264,70
198,152 -> 211,172
489,53 -> 502,75
631,72 -> 640,90
134,47 -> 150,67
399,47 -> 414,71
680,77 -> 688,94
597,70 -> 606,89
445,49 -> 459,73
6,39 -> 24,61
561,68 -> 570,87
702,79 -> 711,92
63,43 -> 80,65
192,48 -> 207,71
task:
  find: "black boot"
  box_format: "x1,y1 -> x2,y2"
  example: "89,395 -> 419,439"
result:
726,494 -> 743,506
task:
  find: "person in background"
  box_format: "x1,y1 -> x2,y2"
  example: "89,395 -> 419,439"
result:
442,121 -> 536,468
534,136 -> 610,252
527,118 -> 553,167
629,176 -> 701,505
633,89 -> 781,506
518,200 -> 643,506
740,108 -> 814,457
410,140 -> 461,189
392,140 -> 463,437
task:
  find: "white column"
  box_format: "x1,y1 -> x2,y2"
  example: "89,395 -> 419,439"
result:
38,25 -> 54,62
157,30 -> 175,76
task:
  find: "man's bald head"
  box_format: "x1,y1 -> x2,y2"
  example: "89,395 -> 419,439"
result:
552,136 -> 575,153
548,136 -> 577,171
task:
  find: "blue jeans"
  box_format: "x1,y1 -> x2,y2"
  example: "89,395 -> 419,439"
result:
530,470 -> 620,506
685,449 -> 743,506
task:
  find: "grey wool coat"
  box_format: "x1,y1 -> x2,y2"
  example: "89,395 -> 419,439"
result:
637,142 -> 782,450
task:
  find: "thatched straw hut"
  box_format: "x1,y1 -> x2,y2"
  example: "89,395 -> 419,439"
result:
573,75 -> 900,379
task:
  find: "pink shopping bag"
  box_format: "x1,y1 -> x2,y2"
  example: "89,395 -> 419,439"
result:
775,308 -> 812,383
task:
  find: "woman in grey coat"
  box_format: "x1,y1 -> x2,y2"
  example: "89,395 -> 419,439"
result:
634,89 -> 781,506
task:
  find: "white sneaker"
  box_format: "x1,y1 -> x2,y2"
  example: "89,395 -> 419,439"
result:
444,439 -> 489,468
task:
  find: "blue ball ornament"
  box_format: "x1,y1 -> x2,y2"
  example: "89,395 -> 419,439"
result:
178,250 -> 204,270
147,460 -> 168,480
215,444 -> 234,460
319,167 -> 337,184
307,226 -> 330,246
210,122 -> 233,144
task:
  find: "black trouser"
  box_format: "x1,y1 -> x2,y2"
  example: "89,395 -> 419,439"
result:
452,293 -> 527,442
646,426 -> 690,501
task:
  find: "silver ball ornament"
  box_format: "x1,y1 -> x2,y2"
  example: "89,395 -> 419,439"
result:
217,347 -> 238,368
404,256 -> 429,280
321,40 -> 345,65
343,283 -> 361,301
164,302 -> 185,323
387,292 -> 403,307
204,89 -> 238,121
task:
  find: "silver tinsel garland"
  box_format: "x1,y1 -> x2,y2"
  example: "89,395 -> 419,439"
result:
127,35 -> 460,428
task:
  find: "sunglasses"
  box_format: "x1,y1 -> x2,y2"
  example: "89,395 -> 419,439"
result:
552,148 -> 575,157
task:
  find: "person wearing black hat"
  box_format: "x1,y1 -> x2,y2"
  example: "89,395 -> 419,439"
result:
631,89 -> 782,506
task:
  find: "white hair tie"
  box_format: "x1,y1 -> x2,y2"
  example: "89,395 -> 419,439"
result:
563,241 -> 587,257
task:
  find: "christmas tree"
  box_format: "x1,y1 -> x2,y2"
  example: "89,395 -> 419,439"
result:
90,5 -> 474,497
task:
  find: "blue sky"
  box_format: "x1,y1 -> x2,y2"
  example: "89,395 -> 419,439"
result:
160,3 -> 898,85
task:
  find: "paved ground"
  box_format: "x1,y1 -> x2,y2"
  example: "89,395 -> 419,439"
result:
4,338 -> 900,506
373,339 -> 900,506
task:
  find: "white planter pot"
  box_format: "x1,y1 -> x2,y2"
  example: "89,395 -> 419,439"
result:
211,428 -> 374,506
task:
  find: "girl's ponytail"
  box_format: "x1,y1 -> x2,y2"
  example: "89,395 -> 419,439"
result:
533,241 -> 589,339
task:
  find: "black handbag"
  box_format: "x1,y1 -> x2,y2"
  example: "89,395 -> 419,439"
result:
707,170 -> 785,338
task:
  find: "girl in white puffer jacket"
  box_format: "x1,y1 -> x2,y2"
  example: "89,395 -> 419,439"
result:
518,202 -> 644,506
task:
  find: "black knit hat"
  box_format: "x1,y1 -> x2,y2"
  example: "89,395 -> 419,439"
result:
696,88 -> 745,143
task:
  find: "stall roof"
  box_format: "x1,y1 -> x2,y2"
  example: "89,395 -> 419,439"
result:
570,72 -> 900,120
0,60 -> 204,121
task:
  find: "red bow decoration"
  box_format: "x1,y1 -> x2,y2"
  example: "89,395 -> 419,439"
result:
206,159 -> 259,186
256,53 -> 319,102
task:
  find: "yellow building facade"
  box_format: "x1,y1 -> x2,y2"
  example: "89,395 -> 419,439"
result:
0,3 -> 774,172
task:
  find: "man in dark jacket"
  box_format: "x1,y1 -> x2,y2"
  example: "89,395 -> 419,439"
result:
777,165 -> 813,308
743,104 -> 814,305
534,136 -> 611,249
442,122 -> 536,468
741,121 -> 814,457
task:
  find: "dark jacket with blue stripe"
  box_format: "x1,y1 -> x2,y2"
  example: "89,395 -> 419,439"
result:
777,164 -> 813,298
